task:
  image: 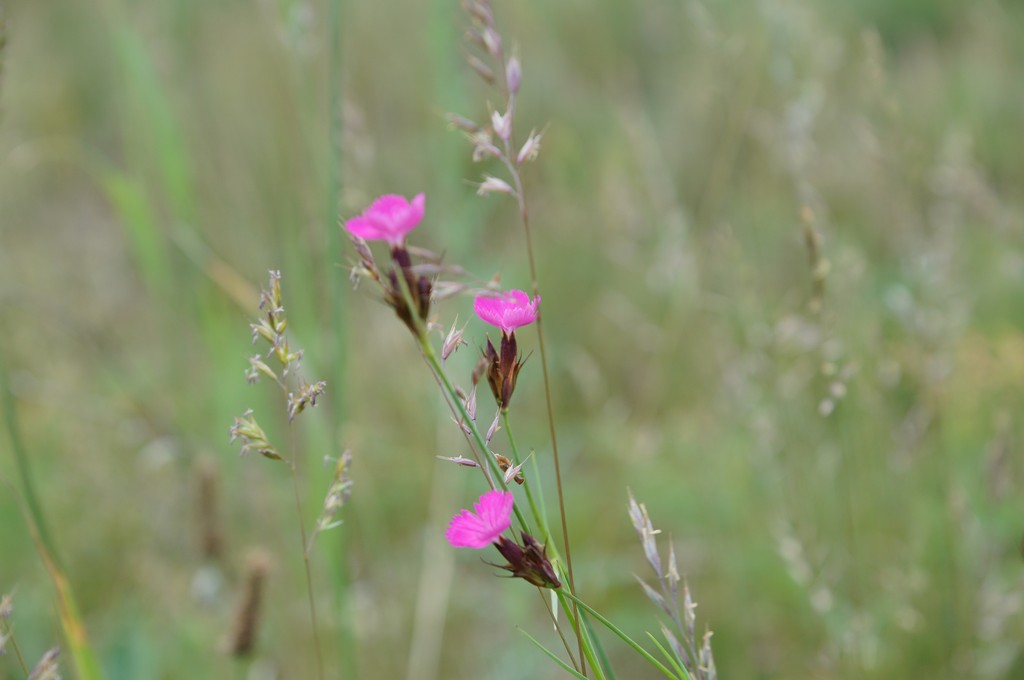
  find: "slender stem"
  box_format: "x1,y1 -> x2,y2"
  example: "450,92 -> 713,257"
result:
0,347 -> 58,565
492,49 -> 581,661
418,336 -> 531,531
502,412 -> 551,545
554,589 -> 606,679
285,417 -> 324,680
0,618 -> 28,674
537,588 -> 579,670
389,253 -> 505,496
501,126 -> 583,677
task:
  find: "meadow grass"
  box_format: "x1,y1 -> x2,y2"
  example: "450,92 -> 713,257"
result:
1,0 -> 1023,678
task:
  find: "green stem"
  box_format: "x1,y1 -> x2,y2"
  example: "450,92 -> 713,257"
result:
502,412 -> 552,547
554,590 -> 608,680
495,67 -> 582,671
0,349 -> 57,563
417,336 -> 531,531
288,431 -> 324,680
0,618 -> 28,674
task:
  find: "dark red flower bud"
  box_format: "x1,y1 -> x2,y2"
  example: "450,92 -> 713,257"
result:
482,331 -> 525,411
383,246 -> 433,337
492,531 -> 561,589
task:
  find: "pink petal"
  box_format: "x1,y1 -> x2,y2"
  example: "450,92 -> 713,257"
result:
473,290 -> 540,334
343,193 -> 425,246
445,490 -> 514,549
344,215 -> 384,242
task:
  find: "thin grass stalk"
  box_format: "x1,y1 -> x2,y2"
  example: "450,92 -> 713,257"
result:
3,629 -> 28,675
536,588 -> 579,670
289,449 -> 324,680
508,137 -> 584,679
494,80 -> 584,673
0,599 -> 27,674
553,590 -> 607,679
501,412 -> 551,545
0,351 -> 56,562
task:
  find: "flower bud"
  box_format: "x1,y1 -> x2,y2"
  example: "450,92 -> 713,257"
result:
481,27 -> 502,60
491,109 -> 512,141
493,532 -> 561,589
446,113 -> 480,133
468,54 -> 495,84
517,131 -> 543,165
505,56 -> 521,94
477,175 -> 514,197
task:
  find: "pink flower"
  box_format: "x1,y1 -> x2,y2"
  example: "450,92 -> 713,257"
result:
445,490 -> 514,549
474,290 -> 540,334
344,193 -> 425,247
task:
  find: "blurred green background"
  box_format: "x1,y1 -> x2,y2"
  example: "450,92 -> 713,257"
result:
1,0 -> 1023,678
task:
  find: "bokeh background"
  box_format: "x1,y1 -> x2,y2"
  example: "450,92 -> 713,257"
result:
1,0 -> 1023,678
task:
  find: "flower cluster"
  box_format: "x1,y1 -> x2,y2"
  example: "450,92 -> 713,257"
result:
345,191 -> 551,588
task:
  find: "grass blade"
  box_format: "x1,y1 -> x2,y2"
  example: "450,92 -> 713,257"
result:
647,632 -> 691,680
518,628 -> 589,680
563,592 -> 678,680
2,351 -> 103,680
580,607 -> 617,680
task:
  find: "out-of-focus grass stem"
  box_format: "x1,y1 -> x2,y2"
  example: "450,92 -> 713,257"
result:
0,601 -> 27,674
273,390 -> 323,679
0,350 -> 55,562
289,455 -> 324,679
1,350 -> 102,680
324,0 -> 355,673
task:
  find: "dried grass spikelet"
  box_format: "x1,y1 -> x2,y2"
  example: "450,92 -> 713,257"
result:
196,459 -> 224,561
628,490 -> 717,679
224,550 -> 272,658
27,646 -> 60,680
307,450 -> 354,553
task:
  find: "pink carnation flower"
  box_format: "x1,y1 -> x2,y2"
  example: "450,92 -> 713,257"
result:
474,290 -> 540,334
344,193 -> 425,247
445,490 -> 514,549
